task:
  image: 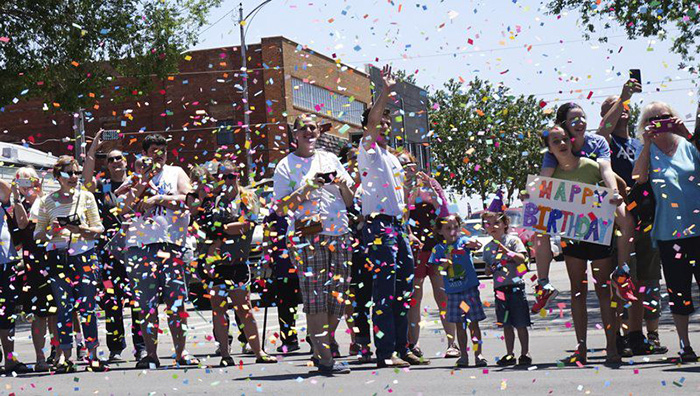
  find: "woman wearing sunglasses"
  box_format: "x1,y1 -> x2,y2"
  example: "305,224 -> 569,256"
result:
632,102 -> 700,363
198,160 -> 276,366
398,151 -> 458,359
34,156 -> 105,373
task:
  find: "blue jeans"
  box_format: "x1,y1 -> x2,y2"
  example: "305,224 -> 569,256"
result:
363,216 -> 414,360
48,249 -> 100,351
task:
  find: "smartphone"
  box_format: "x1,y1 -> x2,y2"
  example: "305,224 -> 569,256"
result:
317,171 -> 337,184
17,178 -> 32,188
629,69 -> 642,89
102,129 -> 120,141
651,118 -> 675,134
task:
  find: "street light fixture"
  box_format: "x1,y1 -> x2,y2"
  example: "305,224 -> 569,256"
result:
239,0 -> 272,182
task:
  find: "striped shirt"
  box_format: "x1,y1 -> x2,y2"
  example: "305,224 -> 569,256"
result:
32,189 -> 103,255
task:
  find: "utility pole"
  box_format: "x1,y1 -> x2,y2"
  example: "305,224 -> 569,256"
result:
239,3 -> 252,181
73,109 -> 86,165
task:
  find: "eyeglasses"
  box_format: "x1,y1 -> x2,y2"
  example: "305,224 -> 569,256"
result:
107,156 -> 125,163
646,114 -> 672,123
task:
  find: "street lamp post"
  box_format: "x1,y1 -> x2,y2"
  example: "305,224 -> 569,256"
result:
238,0 -> 272,182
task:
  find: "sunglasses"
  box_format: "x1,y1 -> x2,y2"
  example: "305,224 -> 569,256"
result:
60,171 -> 80,177
401,162 -> 417,168
219,173 -> 239,180
646,114 -> 672,123
107,156 -> 125,163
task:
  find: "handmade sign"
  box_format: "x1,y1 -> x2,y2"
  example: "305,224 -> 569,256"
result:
522,175 -> 616,245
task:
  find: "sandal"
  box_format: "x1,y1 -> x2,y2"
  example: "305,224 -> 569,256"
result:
53,360 -> 76,374
679,347 -> 698,363
474,355 -> 488,367
444,345 -> 461,359
34,361 -> 52,372
496,354 -> 517,367
220,356 -> 235,367
560,350 -> 587,366
135,356 -> 161,369
255,354 -> 278,364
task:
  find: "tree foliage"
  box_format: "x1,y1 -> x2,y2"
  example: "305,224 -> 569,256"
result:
547,1 -> 700,71
429,78 -> 553,205
0,0 -> 222,111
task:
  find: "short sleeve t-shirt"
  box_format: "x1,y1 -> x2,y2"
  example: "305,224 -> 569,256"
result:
483,234 -> 528,289
649,139 -> 700,242
610,135 -> 644,187
272,150 -> 353,236
357,142 -> 406,217
542,133 -> 611,169
551,158 -> 603,186
429,236 -> 480,293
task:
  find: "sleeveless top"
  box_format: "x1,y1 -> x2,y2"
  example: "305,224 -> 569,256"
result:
125,165 -> 190,247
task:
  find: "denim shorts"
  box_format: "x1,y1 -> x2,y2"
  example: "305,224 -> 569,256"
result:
495,285 -> 532,328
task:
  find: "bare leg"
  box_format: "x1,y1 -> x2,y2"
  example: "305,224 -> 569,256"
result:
140,307 -> 159,360
455,324 -> 469,359
614,206 -> 634,268
32,318 -> 48,363
535,234 -> 554,282
672,314 -> 691,350
516,327 -> 530,356
230,289 -> 270,359
468,322 -> 483,360
429,272 -> 456,347
307,313 -> 333,366
407,276 -> 425,347
210,294 -> 231,358
591,258 -> 619,360
565,256 -> 588,358
167,304 -> 187,360
0,329 -> 15,369
503,326 -> 515,356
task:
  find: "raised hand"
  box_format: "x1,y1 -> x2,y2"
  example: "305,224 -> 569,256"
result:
381,65 -> 397,91
621,79 -> 642,100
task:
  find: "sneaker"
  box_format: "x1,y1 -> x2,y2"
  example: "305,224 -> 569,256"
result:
444,345 -> 461,359
276,342 -> 300,354
135,356 -> 161,369
317,362 -> 351,376
220,356 -> 235,367
560,349 -> 587,366
647,332 -> 668,355
628,331 -> 654,356
679,346 -> 698,363
455,357 -> 469,368
5,362 -> 31,375
611,268 -> 638,302
517,355 -> 533,366
617,334 -> 633,358
135,349 -> 148,362
108,352 -> 125,363
34,361 -> 52,372
377,354 -> 410,368
496,354 -> 517,367
53,360 -> 76,374
47,346 -> 56,365
531,284 -> 558,313
348,342 -> 361,356
401,351 -> 430,366
76,343 -> 88,361
408,344 -> 424,358
474,355 -> 488,367
87,359 -> 109,372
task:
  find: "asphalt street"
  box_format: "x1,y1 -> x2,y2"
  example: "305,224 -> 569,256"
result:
2,261 -> 699,395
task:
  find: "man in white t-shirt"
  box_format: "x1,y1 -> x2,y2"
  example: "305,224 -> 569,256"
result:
359,66 -> 428,368
119,134 -> 194,369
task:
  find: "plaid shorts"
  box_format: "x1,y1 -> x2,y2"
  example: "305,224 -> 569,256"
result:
447,286 -> 487,324
288,233 -> 352,316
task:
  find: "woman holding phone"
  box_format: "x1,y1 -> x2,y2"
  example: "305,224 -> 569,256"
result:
542,126 -> 624,365
34,156 -> 105,373
632,102 -> 700,363
273,114 -> 355,375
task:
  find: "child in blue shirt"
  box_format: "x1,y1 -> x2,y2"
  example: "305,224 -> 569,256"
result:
429,214 -> 486,367
482,211 -> 532,367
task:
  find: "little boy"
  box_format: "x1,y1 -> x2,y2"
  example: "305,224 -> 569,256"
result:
482,210 -> 532,366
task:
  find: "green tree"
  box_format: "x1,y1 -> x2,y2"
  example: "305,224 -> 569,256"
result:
0,0 -> 222,111
429,78 -> 552,206
547,1 -> 700,70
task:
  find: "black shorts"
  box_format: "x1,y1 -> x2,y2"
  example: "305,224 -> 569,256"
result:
562,240 -> 613,261
204,262 -> 251,291
495,285 -> 532,328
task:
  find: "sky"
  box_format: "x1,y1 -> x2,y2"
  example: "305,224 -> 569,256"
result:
193,0 -> 699,212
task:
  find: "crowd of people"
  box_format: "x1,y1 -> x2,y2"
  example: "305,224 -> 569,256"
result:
0,66 -> 698,376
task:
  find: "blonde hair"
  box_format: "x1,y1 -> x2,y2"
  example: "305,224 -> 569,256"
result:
16,166 -> 39,180
637,101 -> 682,135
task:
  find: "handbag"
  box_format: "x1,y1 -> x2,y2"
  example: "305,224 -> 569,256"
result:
294,215 -> 323,237
627,181 -> 655,228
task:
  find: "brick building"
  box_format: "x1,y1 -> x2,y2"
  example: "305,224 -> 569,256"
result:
0,36 -> 371,180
